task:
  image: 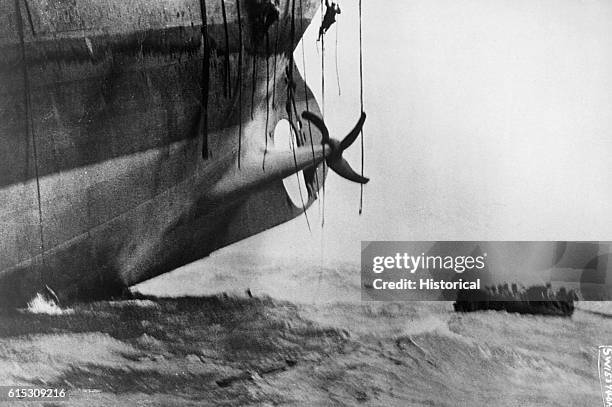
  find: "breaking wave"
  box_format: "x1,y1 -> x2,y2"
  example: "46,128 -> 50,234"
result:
26,293 -> 74,315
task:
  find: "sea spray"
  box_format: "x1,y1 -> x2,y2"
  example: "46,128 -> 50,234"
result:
26,293 -> 73,315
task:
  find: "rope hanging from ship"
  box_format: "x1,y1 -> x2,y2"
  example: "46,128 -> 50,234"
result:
220,0 -> 231,99
272,20 -> 280,108
319,0 -> 341,97
236,0 -> 243,168
358,0 -> 365,214
335,16 -> 341,96
198,0 -> 210,159
319,0 -> 326,226
251,50 -> 257,121
14,0 -> 46,268
299,0 -> 321,197
14,0 -> 63,307
288,0 -> 312,230
22,0 -> 36,36
265,31 -> 271,168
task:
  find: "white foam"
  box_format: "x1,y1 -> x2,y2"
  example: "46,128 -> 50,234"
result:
26,293 -> 74,315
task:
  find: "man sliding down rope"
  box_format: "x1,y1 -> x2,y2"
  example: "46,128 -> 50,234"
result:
318,0 -> 341,41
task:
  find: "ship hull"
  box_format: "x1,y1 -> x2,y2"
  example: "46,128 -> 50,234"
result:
0,0 -> 324,307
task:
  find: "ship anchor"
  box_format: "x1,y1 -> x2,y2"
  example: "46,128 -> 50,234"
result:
301,111 -> 369,184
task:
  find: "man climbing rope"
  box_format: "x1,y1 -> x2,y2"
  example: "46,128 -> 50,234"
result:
318,0 -> 341,41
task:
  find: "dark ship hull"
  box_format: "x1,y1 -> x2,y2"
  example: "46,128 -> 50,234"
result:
0,0 -> 328,307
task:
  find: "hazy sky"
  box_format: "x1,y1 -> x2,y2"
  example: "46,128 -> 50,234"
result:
220,0 -> 612,266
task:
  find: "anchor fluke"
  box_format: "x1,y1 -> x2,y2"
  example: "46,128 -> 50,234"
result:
330,156 -> 369,184
340,111 -> 366,151
301,111 -> 369,184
